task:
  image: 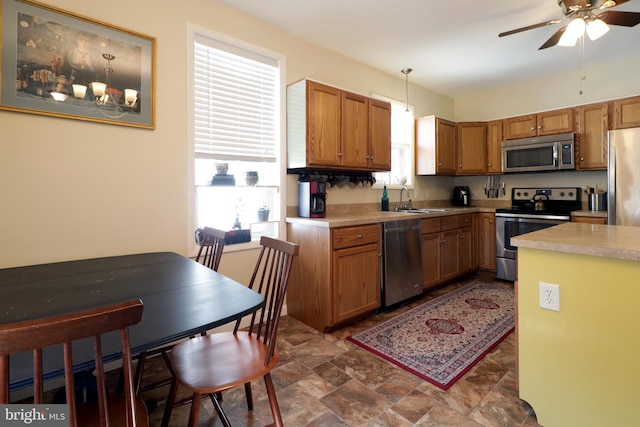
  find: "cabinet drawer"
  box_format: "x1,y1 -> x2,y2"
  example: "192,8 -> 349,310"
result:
421,218 -> 441,234
332,224 -> 380,250
440,215 -> 460,231
458,214 -> 473,228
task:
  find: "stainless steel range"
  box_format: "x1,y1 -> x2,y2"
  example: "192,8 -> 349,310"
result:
496,187 -> 582,281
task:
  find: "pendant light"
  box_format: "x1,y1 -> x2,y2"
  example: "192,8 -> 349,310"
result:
401,68 -> 412,112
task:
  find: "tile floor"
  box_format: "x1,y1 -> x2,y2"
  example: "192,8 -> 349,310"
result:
143,273 -> 542,427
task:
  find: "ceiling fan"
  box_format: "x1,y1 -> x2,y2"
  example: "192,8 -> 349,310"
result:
499,0 -> 640,49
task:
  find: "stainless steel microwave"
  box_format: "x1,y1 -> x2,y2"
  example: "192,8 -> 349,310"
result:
501,132 -> 575,173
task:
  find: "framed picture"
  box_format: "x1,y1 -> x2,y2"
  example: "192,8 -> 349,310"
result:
0,0 -> 155,128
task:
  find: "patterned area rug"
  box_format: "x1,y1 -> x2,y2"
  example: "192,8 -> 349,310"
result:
347,281 -> 515,390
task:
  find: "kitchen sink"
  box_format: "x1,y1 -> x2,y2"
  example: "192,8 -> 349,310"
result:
398,208 -> 453,213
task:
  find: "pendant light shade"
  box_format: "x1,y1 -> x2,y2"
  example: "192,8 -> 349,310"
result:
586,18 -> 610,40
559,17 -> 586,46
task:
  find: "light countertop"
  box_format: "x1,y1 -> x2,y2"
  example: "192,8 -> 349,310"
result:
285,207 -> 486,228
512,222 -> 640,262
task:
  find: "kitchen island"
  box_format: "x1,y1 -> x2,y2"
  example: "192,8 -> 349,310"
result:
512,222 -> 640,427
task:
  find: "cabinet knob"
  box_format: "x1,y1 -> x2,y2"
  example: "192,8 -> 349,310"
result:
338,152 -> 342,157
580,157 -> 585,161
358,234 -> 363,239
438,163 -> 442,166
489,220 -> 493,224
459,164 -> 462,168
488,163 -> 492,167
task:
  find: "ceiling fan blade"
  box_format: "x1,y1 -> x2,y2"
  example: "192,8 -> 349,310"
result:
538,25 -> 568,49
597,10 -> 640,26
499,20 -> 561,37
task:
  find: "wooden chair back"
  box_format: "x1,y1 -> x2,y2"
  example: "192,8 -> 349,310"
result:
195,227 -> 227,271
235,236 -> 299,365
0,300 -> 146,427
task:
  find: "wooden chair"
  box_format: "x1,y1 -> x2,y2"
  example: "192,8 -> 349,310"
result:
195,227 -> 227,272
0,300 -> 148,427
161,236 -> 300,427
131,227 -> 228,395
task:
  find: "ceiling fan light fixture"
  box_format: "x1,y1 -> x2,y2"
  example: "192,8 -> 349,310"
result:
586,18 -> 610,40
566,17 -> 586,38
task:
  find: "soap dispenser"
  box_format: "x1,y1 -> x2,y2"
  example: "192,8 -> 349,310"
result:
381,185 -> 389,211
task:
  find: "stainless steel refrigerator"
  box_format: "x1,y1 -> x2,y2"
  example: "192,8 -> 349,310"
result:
608,128 -> 640,226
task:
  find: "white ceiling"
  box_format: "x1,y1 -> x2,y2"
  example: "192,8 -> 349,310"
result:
217,0 -> 640,98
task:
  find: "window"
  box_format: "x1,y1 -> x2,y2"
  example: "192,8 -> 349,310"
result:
372,94 -> 415,188
188,25 -> 285,251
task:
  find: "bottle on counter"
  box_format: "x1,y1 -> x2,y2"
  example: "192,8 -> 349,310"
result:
381,185 -> 389,211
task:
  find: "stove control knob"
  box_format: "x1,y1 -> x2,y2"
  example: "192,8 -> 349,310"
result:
523,192 -> 529,197
560,192 -> 565,197
516,192 -> 521,197
568,191 -> 574,197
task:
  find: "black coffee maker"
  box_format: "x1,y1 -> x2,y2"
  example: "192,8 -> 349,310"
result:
452,186 -> 471,206
298,177 -> 327,218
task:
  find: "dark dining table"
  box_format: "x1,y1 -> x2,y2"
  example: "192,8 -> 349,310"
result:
0,252 -> 265,392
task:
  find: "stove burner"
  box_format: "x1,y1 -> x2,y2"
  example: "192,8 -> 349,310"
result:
499,186 -> 582,216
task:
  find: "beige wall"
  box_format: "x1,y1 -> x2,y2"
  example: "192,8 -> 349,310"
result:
1,0 -> 639,279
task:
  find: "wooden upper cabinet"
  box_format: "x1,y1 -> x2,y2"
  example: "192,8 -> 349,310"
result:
503,114 -> 537,139
503,108 -> 574,140
612,95 -> 640,129
456,122 -> 487,175
341,91 -> 369,169
286,79 -> 391,171
368,99 -> 392,171
306,81 -> 341,167
415,116 -> 456,175
486,120 -> 503,174
575,102 -> 609,170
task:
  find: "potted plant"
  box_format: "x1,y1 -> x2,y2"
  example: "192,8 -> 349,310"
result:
257,206 -> 270,222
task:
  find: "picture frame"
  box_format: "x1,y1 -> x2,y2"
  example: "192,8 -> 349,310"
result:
0,0 -> 155,129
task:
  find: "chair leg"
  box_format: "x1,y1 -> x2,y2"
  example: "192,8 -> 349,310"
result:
264,373 -> 283,427
161,376 -> 179,427
188,393 -> 201,427
244,382 -> 253,410
210,393 -> 232,427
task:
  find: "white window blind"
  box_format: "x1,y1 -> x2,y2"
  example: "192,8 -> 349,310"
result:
194,36 -> 278,162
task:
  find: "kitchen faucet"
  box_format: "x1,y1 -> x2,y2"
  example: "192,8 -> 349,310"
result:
398,186 -> 412,210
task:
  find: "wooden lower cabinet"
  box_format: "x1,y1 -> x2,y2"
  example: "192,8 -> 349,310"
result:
478,212 -> 496,271
333,241 -> 381,324
286,222 -> 381,332
572,215 -> 608,224
421,214 -> 475,290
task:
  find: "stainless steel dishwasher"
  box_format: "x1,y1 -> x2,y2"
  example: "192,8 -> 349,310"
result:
382,218 -> 423,307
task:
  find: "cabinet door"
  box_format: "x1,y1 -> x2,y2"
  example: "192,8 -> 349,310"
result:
436,118 -> 457,174
368,99 -> 392,171
503,115 -> 537,139
478,213 -> 496,271
576,102 -> 608,170
537,108 -> 574,135
460,226 -> 473,274
441,229 -> 461,281
421,232 -> 441,290
307,81 -> 341,167
456,122 -> 487,175
612,96 -> 640,129
332,243 -> 381,323
486,120 -> 503,174
341,91 -> 369,169
572,216 -> 608,224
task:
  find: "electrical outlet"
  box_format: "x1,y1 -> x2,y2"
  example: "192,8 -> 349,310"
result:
539,282 -> 560,311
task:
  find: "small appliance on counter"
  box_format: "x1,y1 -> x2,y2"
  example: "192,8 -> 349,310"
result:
452,186 -> 471,206
298,176 -> 327,218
